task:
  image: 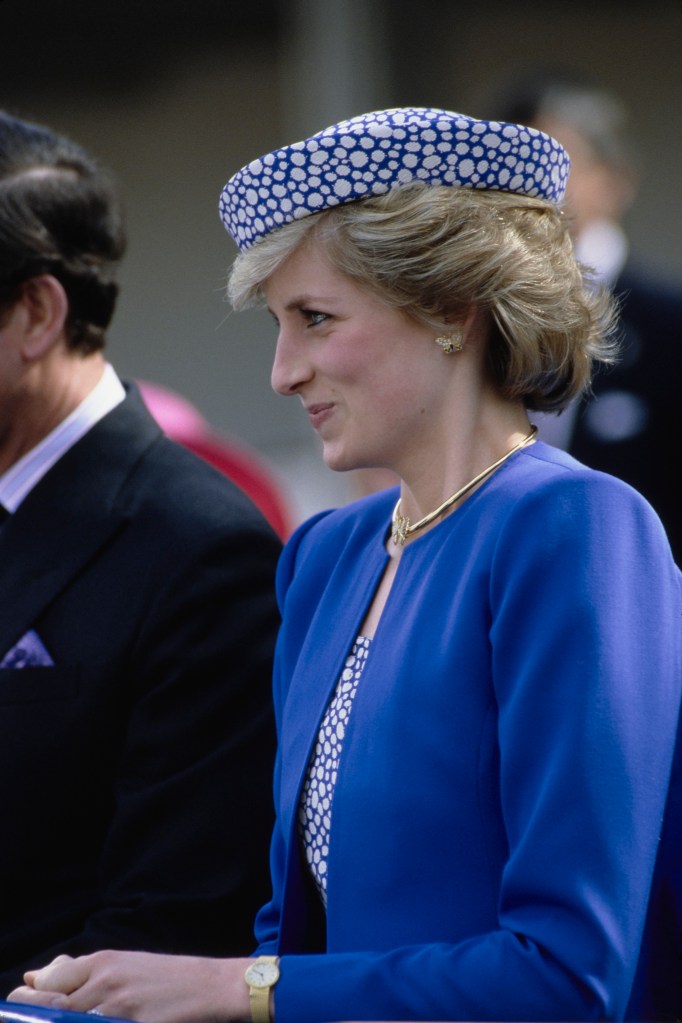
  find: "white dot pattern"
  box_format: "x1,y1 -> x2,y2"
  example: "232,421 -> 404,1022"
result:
219,107 -> 570,251
298,635 -> 371,906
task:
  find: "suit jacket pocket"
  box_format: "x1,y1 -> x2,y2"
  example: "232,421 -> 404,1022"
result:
0,665 -> 81,705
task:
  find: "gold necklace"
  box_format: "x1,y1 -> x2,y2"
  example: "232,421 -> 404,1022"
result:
391,426 -> 537,547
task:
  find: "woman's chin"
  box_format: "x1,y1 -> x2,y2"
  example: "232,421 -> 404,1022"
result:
320,442 -> 356,474
322,453 -> 354,474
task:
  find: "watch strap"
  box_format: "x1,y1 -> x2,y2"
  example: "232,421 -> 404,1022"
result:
245,956 -> 279,1023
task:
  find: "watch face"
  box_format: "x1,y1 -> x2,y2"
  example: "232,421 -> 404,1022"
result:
246,960 -> 280,988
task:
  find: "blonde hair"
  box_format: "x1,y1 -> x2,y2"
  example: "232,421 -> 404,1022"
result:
228,185 -> 618,412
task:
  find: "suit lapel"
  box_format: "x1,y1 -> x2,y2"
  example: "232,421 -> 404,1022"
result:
0,385 -> 162,655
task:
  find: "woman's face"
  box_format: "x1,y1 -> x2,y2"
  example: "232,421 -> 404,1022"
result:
264,239 -> 452,475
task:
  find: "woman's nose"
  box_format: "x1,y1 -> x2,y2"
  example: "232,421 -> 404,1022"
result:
270,331 -> 313,396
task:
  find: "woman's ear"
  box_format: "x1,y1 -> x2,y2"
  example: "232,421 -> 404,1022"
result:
443,305 -> 484,343
17,274 -> 70,360
459,305 -> 483,339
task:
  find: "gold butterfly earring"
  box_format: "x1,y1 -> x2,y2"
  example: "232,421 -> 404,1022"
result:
434,328 -> 463,354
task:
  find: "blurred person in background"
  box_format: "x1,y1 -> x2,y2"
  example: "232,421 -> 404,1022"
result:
12,107 -> 681,1023
491,67 -> 682,563
137,379 -> 292,539
0,110 -> 280,993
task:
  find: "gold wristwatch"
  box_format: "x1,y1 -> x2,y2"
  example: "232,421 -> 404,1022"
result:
244,955 -> 280,1023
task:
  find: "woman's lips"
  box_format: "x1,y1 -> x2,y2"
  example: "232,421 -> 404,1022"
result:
305,403 -> 334,429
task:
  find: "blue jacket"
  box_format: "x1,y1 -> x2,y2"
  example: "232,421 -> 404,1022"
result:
256,441 -> 681,1022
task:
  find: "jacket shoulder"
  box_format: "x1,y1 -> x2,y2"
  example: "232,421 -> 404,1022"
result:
275,488 -> 396,609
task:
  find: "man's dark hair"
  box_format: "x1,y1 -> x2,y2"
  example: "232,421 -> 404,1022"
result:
0,111 -> 126,353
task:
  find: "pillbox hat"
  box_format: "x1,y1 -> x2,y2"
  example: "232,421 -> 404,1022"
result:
219,106 -> 570,251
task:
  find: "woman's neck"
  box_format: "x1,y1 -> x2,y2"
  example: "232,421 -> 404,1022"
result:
395,400 -> 532,529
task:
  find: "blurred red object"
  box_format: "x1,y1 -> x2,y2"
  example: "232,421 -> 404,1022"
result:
138,380 -> 292,539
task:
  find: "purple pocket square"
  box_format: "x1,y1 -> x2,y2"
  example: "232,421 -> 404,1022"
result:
0,630 -> 55,668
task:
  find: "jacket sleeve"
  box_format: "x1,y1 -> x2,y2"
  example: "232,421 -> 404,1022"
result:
270,475 -> 682,1023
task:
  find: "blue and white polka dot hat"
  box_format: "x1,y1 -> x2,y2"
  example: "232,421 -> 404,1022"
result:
219,107 -> 570,252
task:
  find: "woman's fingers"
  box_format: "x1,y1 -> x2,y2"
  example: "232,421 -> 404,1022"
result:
7,985 -> 69,1009
9,950 -> 252,1023
31,954 -> 91,994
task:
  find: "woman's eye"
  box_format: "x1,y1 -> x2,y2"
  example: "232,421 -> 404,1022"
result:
304,310 -> 328,327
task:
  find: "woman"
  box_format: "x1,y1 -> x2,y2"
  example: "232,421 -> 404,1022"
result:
10,108 -> 681,1023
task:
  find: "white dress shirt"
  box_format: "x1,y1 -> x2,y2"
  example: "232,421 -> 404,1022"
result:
0,363 -> 125,513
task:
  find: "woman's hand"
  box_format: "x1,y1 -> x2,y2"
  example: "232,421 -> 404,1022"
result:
8,951 -> 253,1023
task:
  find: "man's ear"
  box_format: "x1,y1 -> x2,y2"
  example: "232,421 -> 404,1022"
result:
18,274 -> 70,360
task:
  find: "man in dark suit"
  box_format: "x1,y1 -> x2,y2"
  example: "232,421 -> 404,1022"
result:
0,111 -> 281,993
492,70 -> 682,564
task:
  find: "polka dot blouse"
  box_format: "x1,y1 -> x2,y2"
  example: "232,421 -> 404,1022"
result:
298,635 -> 371,906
